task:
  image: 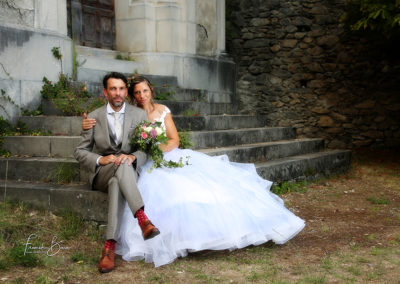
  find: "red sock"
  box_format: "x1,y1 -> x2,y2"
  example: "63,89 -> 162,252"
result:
135,208 -> 149,226
104,239 -> 116,251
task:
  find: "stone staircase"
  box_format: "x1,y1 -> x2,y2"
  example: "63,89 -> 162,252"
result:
0,52 -> 351,222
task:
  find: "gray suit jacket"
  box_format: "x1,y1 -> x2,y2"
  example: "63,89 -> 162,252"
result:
74,104 -> 148,187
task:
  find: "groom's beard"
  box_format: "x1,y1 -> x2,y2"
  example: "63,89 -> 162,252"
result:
110,97 -> 124,109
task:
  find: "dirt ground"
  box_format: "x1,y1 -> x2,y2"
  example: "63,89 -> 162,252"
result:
2,147 -> 400,283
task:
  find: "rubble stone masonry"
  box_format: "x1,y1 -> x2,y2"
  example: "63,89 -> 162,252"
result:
227,0 -> 400,148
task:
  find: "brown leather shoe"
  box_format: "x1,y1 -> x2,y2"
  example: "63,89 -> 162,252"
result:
140,220 -> 160,240
98,248 -> 115,273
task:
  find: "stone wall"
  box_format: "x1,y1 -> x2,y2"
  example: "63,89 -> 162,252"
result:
0,0 -> 71,122
226,0 -> 400,149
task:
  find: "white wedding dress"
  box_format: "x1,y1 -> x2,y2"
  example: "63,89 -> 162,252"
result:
116,106 -> 305,267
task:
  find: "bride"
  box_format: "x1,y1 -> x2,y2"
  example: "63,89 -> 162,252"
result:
82,75 -> 305,267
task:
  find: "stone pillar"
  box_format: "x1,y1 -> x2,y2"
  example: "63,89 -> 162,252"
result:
34,0 -> 68,35
216,0 -> 225,55
115,0 -> 195,54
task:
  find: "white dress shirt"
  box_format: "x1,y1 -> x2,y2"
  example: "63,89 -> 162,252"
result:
96,103 -> 126,165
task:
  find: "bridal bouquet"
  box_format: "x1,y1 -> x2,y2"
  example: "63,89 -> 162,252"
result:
130,120 -> 188,171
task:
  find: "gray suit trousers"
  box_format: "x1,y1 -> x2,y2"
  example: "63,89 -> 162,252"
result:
94,162 -> 144,240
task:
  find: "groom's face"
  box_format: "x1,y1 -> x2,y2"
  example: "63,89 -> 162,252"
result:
104,78 -> 128,111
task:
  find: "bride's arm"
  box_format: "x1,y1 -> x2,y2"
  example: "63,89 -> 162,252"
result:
160,113 -> 179,152
82,113 -> 96,131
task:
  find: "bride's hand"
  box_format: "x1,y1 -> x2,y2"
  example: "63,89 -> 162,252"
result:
82,113 -> 96,131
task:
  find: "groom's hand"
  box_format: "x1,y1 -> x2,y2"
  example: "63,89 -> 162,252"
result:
114,154 -> 136,166
82,113 -> 96,131
98,155 -> 118,165
99,154 -> 136,166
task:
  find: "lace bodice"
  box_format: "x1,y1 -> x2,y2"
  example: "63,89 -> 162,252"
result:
153,106 -> 171,130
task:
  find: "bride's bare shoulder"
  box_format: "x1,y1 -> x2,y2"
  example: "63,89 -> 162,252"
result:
154,103 -> 168,113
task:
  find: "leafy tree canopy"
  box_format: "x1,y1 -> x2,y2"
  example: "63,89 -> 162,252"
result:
342,0 -> 400,38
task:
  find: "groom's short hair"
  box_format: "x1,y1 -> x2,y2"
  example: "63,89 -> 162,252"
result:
103,72 -> 128,89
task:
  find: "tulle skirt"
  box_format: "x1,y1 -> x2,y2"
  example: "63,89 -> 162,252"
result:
116,148 -> 305,267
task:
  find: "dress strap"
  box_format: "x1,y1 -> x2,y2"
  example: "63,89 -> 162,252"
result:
154,105 -> 171,130
159,106 -> 171,121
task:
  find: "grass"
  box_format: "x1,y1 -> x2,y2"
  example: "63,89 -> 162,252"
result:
366,196 -> 390,205
51,163 -> 80,183
271,180 -> 308,195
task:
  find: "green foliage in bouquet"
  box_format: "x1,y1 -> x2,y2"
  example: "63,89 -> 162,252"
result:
130,121 -> 189,171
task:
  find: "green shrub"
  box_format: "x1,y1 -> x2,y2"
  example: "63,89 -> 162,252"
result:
41,74 -> 106,116
178,130 -> 194,149
8,244 -> 42,267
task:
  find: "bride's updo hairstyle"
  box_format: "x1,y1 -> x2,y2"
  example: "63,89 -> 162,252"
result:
127,75 -> 154,106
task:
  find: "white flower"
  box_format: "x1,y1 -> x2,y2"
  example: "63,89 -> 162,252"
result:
155,127 -> 163,135
144,126 -> 153,132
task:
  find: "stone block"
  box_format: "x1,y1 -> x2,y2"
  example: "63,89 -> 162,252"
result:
317,35 -> 339,48
49,188 -> 107,222
50,137 -> 81,158
1,184 -> 50,210
3,136 -> 50,156
270,45 -> 280,52
281,39 -> 298,48
331,112 -> 347,122
362,130 -> 384,139
244,39 -> 270,48
355,100 -> 375,109
311,107 -> 330,114
250,18 -> 270,26
318,116 -> 334,127
308,80 -> 324,88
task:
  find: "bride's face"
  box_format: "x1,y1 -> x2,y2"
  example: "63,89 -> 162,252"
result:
133,81 -> 152,107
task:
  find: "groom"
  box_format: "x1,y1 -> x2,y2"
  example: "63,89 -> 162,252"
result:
74,72 -> 160,273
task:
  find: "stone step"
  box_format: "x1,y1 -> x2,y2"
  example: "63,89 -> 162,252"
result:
255,149 -> 352,182
164,101 -> 238,115
0,157 -> 83,182
3,127 -> 294,157
18,115 -> 269,135
0,149 -> 351,222
173,114 -> 268,131
0,179 -> 107,222
40,99 -> 236,116
199,138 -> 324,163
191,127 -> 296,149
3,136 -> 81,158
0,137 -> 316,182
155,87 -> 232,103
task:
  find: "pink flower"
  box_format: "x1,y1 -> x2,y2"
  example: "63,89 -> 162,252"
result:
150,129 -> 157,139
141,132 -> 148,139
